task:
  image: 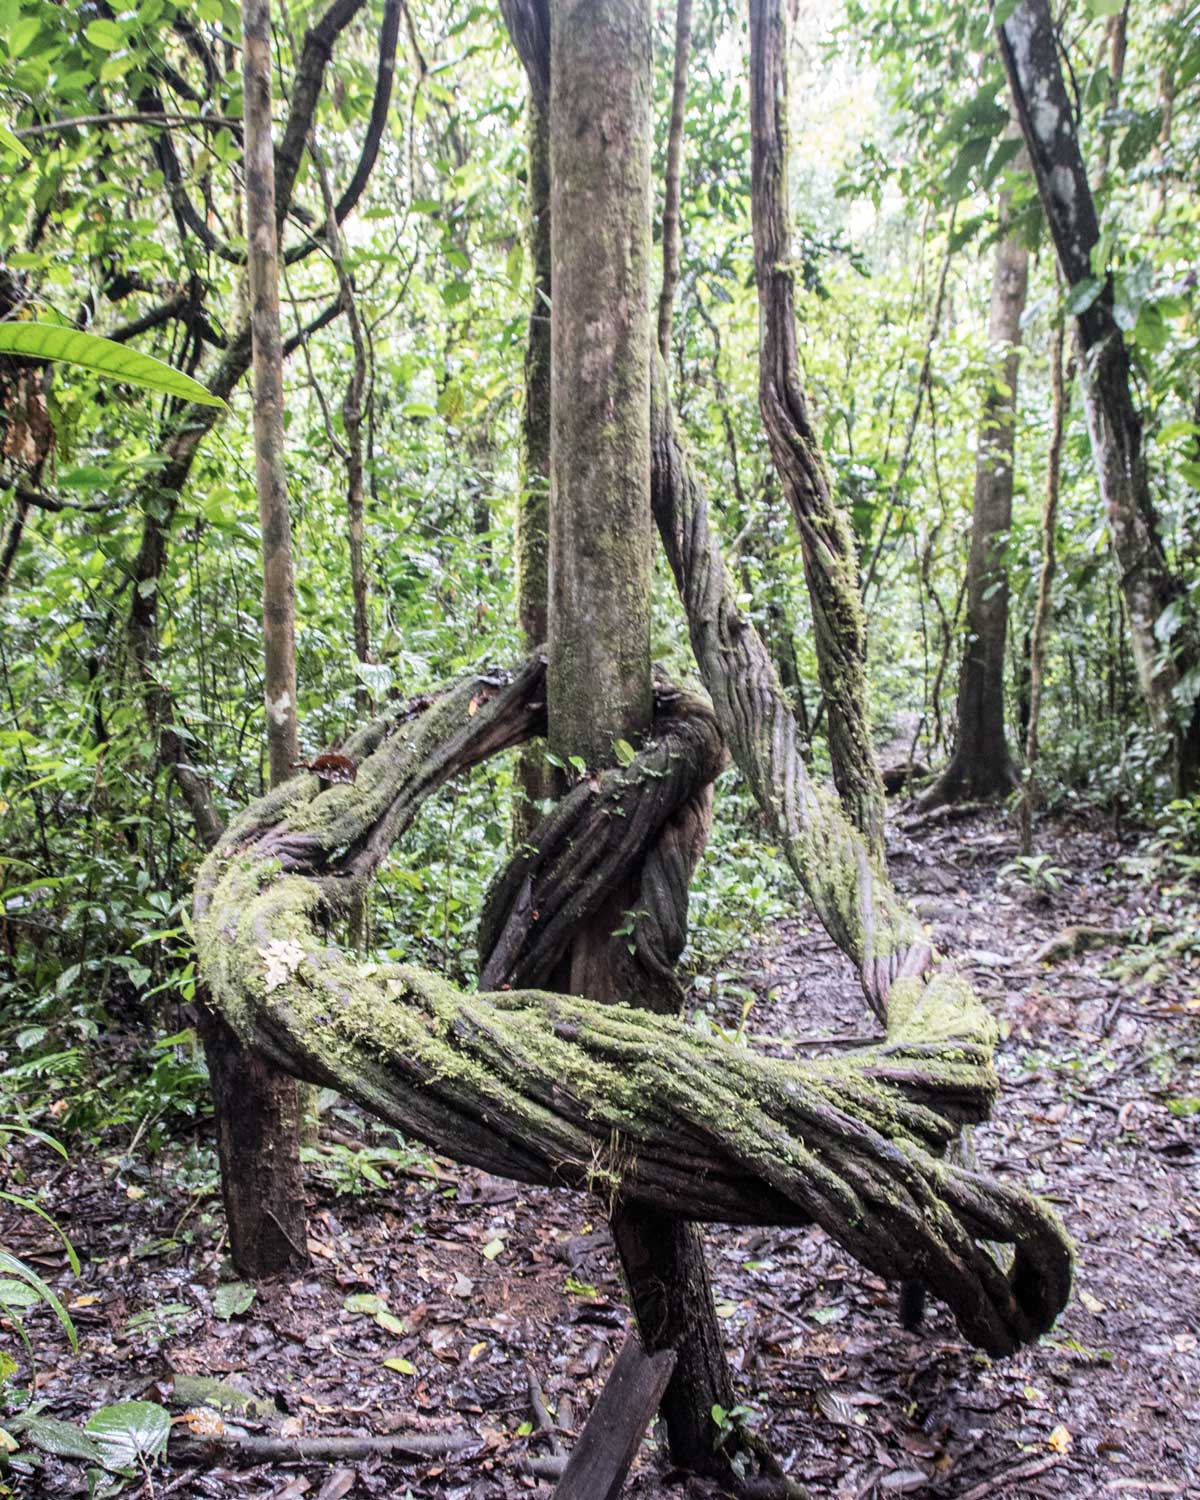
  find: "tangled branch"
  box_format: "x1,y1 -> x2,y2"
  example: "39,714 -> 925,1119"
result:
196,643 -> 1071,1355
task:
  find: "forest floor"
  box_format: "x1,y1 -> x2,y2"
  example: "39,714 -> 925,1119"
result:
3,804 -> 1198,1500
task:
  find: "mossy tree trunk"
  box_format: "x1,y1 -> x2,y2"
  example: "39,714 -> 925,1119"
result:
207,0 -> 307,1279
748,0 -> 885,856
922,195 -> 1029,809
547,0 -> 736,1473
1000,0 -> 1200,795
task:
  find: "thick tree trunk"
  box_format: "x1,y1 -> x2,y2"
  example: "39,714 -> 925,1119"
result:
215,0 -> 306,1278
1000,0 -> 1200,793
922,208 -> 1029,809
548,0 -> 735,1475
749,0 -> 885,856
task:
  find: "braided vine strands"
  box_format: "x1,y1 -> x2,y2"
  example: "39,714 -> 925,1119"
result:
749,0 -> 885,856
649,361 -> 931,1016
196,651 -> 1072,1356
479,678 -> 726,1013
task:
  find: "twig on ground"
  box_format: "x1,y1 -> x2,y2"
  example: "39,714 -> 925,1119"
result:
526,1363 -> 562,1456
955,1453 -> 1064,1500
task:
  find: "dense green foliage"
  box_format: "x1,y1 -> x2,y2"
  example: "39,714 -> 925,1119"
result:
0,0 -> 1196,1159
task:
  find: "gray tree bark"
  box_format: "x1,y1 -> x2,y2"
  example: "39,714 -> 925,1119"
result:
1019,318 -> 1067,855
548,0 -> 737,1474
922,201 -> 1029,808
656,0 -> 693,364
244,0 -> 300,788
1000,0 -> 1200,793
214,0 -> 307,1278
749,0 -> 885,856
500,0 -> 553,842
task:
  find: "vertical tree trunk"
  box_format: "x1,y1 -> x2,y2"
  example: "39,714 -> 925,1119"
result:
311,141 -> 372,712
201,0 -> 308,1280
922,200 -> 1029,808
1000,0 -> 1200,794
548,0 -> 736,1474
749,0 -> 885,856
656,0 -> 693,364
1091,2 -> 1127,192
500,0 -> 554,841
244,0 -> 300,786
1020,318 -> 1067,855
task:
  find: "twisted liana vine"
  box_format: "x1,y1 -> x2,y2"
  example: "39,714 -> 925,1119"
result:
196,624 -> 1072,1355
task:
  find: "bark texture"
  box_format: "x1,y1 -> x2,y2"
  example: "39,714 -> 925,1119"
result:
312,141 -> 372,709
194,653 -> 1071,1360
923,208 -> 1029,809
243,0 -> 300,788
657,0 -> 693,364
207,0 -> 307,1278
749,0 -> 885,855
500,0 -> 553,839
547,0 -> 735,1471
1019,320 -> 1067,855
547,0 -> 653,767
1000,0 -> 1200,792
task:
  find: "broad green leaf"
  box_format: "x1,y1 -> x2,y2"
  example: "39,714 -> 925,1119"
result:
168,1375 -> 267,1414
1133,302 -> 1168,353
353,661 -> 395,697
84,19 -> 125,50
7,1412 -> 103,1464
0,124 -> 30,160
1118,108 -> 1163,172
613,738 -> 637,767
1177,460 -> 1200,490
211,1281 -> 256,1320
945,135 -> 991,198
85,1401 -> 170,1471
1154,601 -> 1183,644
343,1292 -> 387,1315
0,1249 -> 76,1350
1157,420 -> 1200,445
1089,0 -> 1124,13
1064,277 -> 1103,316
383,1357 -> 416,1375
5,17 -> 41,58
0,324 -> 226,408
0,1277 -> 40,1308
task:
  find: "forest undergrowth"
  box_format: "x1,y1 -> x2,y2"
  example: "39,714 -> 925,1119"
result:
1,799 -> 1196,1500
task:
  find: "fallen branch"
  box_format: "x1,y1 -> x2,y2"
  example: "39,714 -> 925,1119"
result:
178,1427 -> 480,1461
1031,925 -> 1128,966
554,1335 -> 676,1500
955,1452 -> 1063,1500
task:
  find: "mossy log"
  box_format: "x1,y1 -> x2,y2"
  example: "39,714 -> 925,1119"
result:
196,653 -> 1070,1357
